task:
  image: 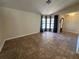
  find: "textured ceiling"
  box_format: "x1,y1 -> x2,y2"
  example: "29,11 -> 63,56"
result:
0,0 -> 79,15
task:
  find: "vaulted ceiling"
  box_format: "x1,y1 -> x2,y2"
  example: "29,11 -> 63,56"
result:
0,0 -> 79,15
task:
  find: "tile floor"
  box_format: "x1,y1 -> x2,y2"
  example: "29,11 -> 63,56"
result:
0,32 -> 79,59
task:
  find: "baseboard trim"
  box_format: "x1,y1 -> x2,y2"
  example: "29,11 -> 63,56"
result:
6,32 -> 39,41
0,32 -> 39,52
62,30 -> 78,34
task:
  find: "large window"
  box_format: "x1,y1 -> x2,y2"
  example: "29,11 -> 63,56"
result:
41,16 -> 54,32
42,16 -> 45,29
47,16 -> 50,29
51,17 -> 54,29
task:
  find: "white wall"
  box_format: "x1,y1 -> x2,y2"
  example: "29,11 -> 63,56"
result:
0,7 -> 5,51
1,7 -> 41,40
55,3 -> 79,34
0,19 -> 3,51
0,8 -> 2,42
0,7 -> 40,51
62,12 -> 79,33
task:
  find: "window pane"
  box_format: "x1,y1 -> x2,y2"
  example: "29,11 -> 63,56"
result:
51,17 -> 54,23
47,17 -> 50,24
47,24 -> 50,29
51,24 -> 54,29
42,24 -> 45,29
42,17 -> 45,24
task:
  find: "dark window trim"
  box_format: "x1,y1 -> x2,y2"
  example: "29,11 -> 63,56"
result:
45,16 -> 47,31
40,15 -> 43,32
49,16 -> 51,31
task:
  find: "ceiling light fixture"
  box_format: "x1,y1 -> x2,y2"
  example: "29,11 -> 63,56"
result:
46,0 -> 52,4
